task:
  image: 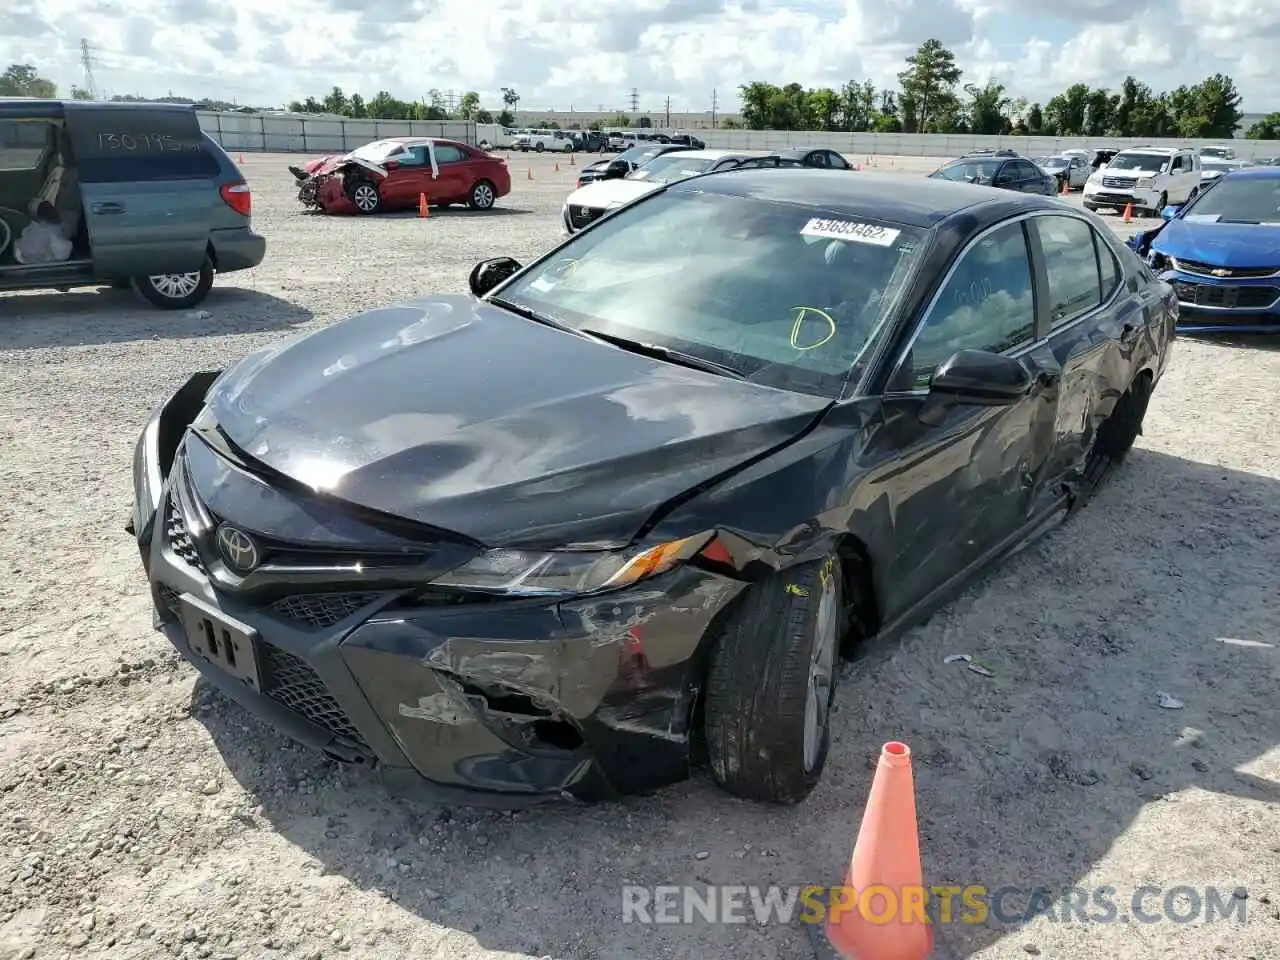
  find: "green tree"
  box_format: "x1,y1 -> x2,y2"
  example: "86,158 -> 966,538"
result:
965,80 -> 1010,135
1245,113 -> 1280,139
1171,73 -> 1243,138
1083,87 -> 1118,136
1026,102 -> 1044,134
70,85 -> 93,100
0,63 -> 57,98
348,93 -> 366,118
322,86 -> 347,115
457,91 -> 480,119
474,108 -> 493,124
1044,83 -> 1088,135
501,87 -> 520,112
496,109 -> 514,126
897,39 -> 962,132
808,87 -> 840,131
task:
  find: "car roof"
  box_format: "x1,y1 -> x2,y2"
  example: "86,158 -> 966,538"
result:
666,149 -> 755,161
1225,166 -> 1280,180
1119,145 -> 1179,155
667,168 -> 1044,227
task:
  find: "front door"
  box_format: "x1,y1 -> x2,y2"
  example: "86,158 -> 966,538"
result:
64,103 -> 215,279
868,218 -> 1046,620
379,144 -> 434,209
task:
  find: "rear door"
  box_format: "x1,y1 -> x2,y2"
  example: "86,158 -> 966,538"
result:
64,102 -> 220,278
1023,213 -> 1151,511
428,143 -> 472,202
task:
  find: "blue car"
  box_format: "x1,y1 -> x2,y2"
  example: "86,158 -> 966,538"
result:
1128,167 -> 1280,333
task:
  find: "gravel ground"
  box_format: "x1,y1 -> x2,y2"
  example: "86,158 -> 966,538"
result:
1,151 -> 1277,960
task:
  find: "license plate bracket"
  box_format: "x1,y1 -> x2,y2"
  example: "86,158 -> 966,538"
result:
178,593 -> 263,693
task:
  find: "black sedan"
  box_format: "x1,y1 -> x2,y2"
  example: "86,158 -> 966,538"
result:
129,170 -> 1174,807
930,152 -> 1057,194
779,147 -> 855,169
573,143 -> 694,188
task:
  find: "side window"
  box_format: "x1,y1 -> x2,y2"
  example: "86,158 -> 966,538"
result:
433,145 -> 466,164
827,152 -> 850,169
1095,232 -> 1121,300
808,151 -> 828,168
397,147 -> 428,167
892,220 -> 1036,390
1012,160 -> 1037,180
65,106 -> 221,182
1170,154 -> 1183,172
1034,216 -> 1102,325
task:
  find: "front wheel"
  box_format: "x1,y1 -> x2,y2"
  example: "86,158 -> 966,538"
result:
534,142 -> 545,153
704,555 -> 846,804
131,256 -> 214,310
347,178 -> 381,215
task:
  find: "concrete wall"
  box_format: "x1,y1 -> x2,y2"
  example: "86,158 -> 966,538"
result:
690,129 -> 1280,161
194,111 -> 1278,162
196,112 -> 478,153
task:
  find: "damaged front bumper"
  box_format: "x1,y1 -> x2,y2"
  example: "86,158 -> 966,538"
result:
129,380 -> 746,806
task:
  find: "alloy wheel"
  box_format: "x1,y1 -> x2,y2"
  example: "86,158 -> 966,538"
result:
148,272 -> 201,300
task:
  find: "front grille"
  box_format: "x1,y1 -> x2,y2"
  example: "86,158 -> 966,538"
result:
1175,259 -> 1279,280
270,592 -> 380,629
165,498 -> 205,573
1171,281 -> 1280,309
1101,176 -> 1137,189
569,205 -> 604,230
259,643 -> 370,750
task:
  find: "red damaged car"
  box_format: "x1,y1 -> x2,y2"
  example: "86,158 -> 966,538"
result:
289,137 -> 511,215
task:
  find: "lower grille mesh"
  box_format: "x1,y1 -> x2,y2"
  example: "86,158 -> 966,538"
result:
165,499 -> 205,573
259,644 -> 370,750
270,593 -> 380,629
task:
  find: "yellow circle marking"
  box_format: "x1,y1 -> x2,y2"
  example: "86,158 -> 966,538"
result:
790,306 -> 836,350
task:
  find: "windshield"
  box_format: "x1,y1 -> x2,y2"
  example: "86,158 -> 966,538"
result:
1106,152 -> 1168,172
492,192 -> 924,397
1181,176 -> 1280,224
616,144 -> 669,166
1201,161 -> 1234,173
348,139 -> 404,164
1038,157 -> 1067,169
933,159 -> 1001,183
1200,148 -> 1228,159
627,153 -> 719,183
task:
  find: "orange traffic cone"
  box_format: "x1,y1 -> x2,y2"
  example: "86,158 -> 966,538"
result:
1060,177 -> 1069,196
418,193 -> 429,218
555,161 -> 561,172
816,742 -> 933,960
569,153 -> 576,166
238,153 -> 245,164
1122,202 -> 1133,223
527,167 -> 534,181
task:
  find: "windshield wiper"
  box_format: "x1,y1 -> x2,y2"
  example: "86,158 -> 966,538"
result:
488,296 -> 584,336
580,329 -> 746,379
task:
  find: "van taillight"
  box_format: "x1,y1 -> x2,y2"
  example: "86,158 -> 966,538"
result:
220,181 -> 251,217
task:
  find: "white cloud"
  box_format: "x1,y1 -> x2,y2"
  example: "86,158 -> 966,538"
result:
1,0 -> 1277,113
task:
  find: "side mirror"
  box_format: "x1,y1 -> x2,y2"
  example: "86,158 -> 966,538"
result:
468,257 -> 522,298
383,160 -> 399,170
919,349 -> 1034,425
1161,205 -> 1181,221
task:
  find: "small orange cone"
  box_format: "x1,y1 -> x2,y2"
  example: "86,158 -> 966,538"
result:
1060,177 -> 1069,196
817,742 -> 933,960
238,153 -> 244,164
555,161 -> 561,172
1122,202 -> 1133,223
569,153 -> 576,166
527,167 -> 534,181
418,193 -> 429,218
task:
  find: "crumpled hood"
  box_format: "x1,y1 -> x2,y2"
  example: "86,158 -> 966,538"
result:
202,296 -> 830,548
564,178 -> 662,211
1153,218 -> 1280,268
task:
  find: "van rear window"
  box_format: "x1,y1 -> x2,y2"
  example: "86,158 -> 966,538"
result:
66,107 -> 221,182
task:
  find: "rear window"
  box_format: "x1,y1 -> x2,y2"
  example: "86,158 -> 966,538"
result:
0,120 -> 53,172
66,106 -> 222,182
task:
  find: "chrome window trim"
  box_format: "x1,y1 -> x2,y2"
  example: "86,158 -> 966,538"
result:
883,209 -> 1127,398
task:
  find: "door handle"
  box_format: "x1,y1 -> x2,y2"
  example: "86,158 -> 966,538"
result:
91,201 -> 124,215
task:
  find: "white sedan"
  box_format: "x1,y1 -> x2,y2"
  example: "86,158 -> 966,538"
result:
561,150 -> 778,233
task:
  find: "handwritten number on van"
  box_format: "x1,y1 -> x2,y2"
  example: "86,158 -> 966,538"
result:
97,133 -> 195,153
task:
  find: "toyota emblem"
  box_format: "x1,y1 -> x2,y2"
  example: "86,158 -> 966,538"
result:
216,524 -> 260,574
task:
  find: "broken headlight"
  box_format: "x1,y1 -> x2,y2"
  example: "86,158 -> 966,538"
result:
429,532 -> 713,597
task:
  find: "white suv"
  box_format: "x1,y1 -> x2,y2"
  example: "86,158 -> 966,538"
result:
1082,146 -> 1201,216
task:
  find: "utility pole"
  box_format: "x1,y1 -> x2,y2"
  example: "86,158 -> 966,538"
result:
630,88 -> 639,113
711,88 -> 717,129
664,96 -> 671,128
79,39 -> 100,99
